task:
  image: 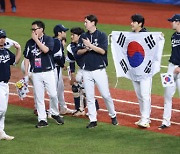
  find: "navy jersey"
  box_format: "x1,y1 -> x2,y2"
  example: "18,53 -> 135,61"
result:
0,48 -> 15,82
77,29 -> 108,71
169,32 -> 180,67
67,42 -> 84,72
23,35 -> 55,73
53,38 -> 65,68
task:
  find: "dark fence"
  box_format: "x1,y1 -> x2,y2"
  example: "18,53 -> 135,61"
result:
123,0 -> 180,5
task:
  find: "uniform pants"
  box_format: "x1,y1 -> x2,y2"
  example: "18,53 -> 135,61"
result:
53,67 -> 67,110
0,82 -> 9,133
132,77 -> 152,123
162,63 -> 180,126
83,68 -> 116,122
32,70 -> 59,122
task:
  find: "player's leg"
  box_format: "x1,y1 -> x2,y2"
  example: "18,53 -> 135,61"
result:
32,73 -> 47,123
10,0 -> 16,12
56,67 -> 73,114
159,63 -> 178,129
132,81 -> 143,124
93,69 -> 117,125
44,70 -> 59,116
0,0 -> 5,12
138,77 -> 152,127
44,70 -> 64,125
83,70 -> 97,122
0,83 -> 14,140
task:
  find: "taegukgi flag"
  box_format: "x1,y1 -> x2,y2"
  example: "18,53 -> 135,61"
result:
160,73 -> 175,87
110,31 -> 165,81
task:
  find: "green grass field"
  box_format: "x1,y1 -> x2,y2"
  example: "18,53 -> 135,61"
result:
0,105 -> 179,154
0,16 -> 179,154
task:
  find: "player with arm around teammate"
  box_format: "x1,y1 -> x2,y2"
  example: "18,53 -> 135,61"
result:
0,29 -> 21,140
159,14 -> 180,130
23,20 -> 64,128
77,14 -> 118,128
66,27 -> 86,116
67,27 -> 100,116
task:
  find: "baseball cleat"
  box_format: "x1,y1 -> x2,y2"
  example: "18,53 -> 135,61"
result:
111,117 -> 119,125
158,124 -> 169,130
0,132 -> 14,140
73,110 -> 85,116
35,120 -> 48,128
60,108 -> 74,115
86,121 -> 97,129
51,115 -> 64,125
138,122 -> 150,128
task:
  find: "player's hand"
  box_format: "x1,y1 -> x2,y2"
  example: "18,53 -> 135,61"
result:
63,65 -> 67,71
174,67 -> 180,74
23,75 -> 29,84
31,31 -> 38,41
82,38 -> 91,49
70,74 -> 76,85
14,43 -> 21,49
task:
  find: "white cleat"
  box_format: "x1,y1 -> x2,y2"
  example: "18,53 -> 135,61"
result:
0,133 -> 14,141
138,122 -> 150,128
60,108 -> 74,115
73,110 -> 86,116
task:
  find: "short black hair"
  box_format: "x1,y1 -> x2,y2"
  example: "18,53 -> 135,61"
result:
131,14 -> 145,27
70,27 -> 85,36
32,20 -> 45,31
85,14 -> 98,26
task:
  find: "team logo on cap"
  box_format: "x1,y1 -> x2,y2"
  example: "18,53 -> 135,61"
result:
127,41 -> 145,68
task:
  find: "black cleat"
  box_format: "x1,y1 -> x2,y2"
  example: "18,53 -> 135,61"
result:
158,124 -> 169,130
86,121 -> 97,128
36,120 -> 48,128
51,115 -> 64,125
111,117 -> 119,125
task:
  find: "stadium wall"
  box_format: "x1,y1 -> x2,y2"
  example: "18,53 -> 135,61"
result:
124,0 -> 180,5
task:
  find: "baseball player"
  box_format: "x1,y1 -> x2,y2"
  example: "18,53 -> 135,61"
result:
130,14 -> 152,128
23,20 -> 64,128
49,24 -> 74,116
77,14 -> 118,128
0,29 -> 21,140
67,27 -> 100,116
159,14 -> 180,130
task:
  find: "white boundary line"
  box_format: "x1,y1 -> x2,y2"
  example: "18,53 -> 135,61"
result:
9,92 -> 180,125
9,82 -> 179,113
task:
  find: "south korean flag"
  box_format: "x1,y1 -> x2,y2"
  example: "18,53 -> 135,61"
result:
110,31 -> 165,81
160,73 -> 175,87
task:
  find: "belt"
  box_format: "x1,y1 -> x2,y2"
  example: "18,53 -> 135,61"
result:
0,81 -> 8,83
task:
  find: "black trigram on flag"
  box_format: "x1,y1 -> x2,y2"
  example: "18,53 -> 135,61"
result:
117,32 -> 126,47
144,34 -> 156,49
120,59 -> 128,74
144,60 -> 152,73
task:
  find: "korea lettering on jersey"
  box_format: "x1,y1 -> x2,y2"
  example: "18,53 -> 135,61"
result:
0,52 -> 10,64
111,31 -> 165,81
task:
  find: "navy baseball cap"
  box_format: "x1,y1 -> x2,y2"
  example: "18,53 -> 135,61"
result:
168,14 -> 180,22
0,29 -> 6,38
53,24 -> 69,37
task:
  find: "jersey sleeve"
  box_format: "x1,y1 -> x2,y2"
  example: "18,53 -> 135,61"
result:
98,32 -> 108,52
45,36 -> 54,53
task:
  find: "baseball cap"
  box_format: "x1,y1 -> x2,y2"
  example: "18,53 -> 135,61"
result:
168,14 -> 180,22
0,29 -> 6,38
53,24 -> 69,37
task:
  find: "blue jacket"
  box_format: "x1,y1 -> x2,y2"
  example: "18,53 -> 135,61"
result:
77,29 -> 108,71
